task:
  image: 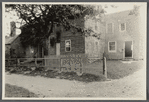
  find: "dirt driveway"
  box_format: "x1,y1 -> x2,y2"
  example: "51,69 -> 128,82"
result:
5,67 -> 146,99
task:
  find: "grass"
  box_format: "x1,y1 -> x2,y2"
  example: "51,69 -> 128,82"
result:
106,60 -> 144,79
5,84 -> 38,97
81,60 -> 143,79
6,60 -> 144,82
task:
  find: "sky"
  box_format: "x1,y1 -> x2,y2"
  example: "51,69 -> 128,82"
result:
4,3 -> 145,36
103,3 -> 141,14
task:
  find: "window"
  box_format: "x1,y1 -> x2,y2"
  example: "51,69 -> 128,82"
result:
107,23 -> 114,33
120,23 -> 126,32
65,40 -> 71,52
108,41 -> 116,52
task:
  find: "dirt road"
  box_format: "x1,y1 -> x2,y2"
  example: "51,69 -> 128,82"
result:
4,68 -> 146,99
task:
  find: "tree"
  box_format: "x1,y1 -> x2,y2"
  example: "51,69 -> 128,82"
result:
129,5 -> 140,15
5,4 -> 106,47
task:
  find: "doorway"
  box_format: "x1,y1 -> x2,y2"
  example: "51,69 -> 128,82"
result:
125,41 -> 133,58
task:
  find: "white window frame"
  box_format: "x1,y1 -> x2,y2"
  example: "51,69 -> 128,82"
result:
108,41 -> 116,53
119,23 -> 126,32
106,23 -> 114,33
65,39 -> 71,52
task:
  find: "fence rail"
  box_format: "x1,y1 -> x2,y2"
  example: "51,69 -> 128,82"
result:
5,56 -> 107,78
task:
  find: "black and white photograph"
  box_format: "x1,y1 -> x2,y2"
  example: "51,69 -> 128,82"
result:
2,2 -> 147,100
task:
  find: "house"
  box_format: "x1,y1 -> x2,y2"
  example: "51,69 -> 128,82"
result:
44,10 -> 106,60
5,5 -> 106,62
43,8 -> 106,69
5,21 -> 25,58
5,21 -> 44,59
44,18 -> 87,59
5,35 -> 24,58
6,6 -> 145,62
84,13 -> 105,58
104,6 -> 145,60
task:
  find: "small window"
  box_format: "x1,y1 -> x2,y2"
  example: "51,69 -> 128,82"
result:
65,40 -> 71,52
108,41 -> 116,52
120,23 -> 126,32
107,23 -> 114,33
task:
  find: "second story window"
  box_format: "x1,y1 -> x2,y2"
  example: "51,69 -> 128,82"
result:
107,23 -> 114,33
65,40 -> 71,52
120,23 -> 126,32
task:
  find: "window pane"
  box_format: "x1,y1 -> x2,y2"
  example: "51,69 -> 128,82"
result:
66,47 -> 70,51
109,45 -> 115,50
66,41 -> 70,46
121,23 -> 125,31
65,40 -> 71,52
109,42 -> 115,51
109,42 -> 115,46
108,23 -> 112,33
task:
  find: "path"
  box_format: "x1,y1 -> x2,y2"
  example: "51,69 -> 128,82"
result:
5,68 -> 146,99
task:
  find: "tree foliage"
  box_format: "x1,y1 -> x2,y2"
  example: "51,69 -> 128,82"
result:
5,4 -> 105,47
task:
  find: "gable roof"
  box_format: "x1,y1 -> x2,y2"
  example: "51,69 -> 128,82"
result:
105,10 -> 135,20
5,35 -> 19,45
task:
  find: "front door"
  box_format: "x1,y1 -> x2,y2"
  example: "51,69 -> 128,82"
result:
125,41 -> 132,58
56,43 -> 60,56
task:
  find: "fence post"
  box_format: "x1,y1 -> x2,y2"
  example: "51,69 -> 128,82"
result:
35,58 -> 37,67
17,59 -> 20,67
60,58 -> 61,71
103,57 -> 107,79
16,58 -> 17,67
103,53 -> 105,75
80,58 -> 83,74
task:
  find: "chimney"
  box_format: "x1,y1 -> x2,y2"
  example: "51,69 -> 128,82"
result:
10,21 -> 16,37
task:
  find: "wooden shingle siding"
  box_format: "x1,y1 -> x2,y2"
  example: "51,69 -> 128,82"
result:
60,17 -> 85,55
10,36 -> 25,58
60,33 -> 85,55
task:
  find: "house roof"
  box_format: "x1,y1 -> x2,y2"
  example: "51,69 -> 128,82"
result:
104,9 -> 140,24
5,35 -> 19,45
105,9 -> 131,15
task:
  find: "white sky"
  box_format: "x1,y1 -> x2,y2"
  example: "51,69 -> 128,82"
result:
103,3 -> 139,14
4,3 -> 145,36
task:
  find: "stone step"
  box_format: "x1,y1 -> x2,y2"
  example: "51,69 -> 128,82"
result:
122,58 -> 133,61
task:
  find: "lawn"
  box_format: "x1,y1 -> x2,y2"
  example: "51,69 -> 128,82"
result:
5,84 -> 38,97
106,60 -> 144,79
6,60 -> 144,82
83,60 -> 144,79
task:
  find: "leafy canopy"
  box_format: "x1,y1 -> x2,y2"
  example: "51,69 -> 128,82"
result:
5,4 -> 105,47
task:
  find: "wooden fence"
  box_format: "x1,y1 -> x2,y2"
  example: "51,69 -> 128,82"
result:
5,56 -> 107,78
5,57 -> 83,73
